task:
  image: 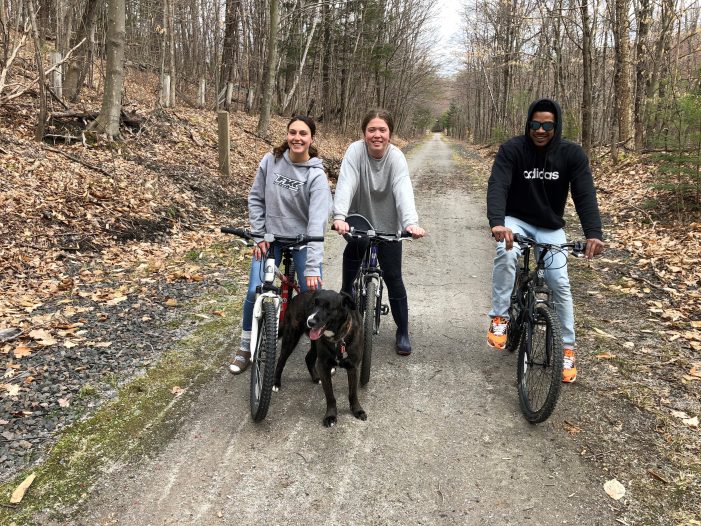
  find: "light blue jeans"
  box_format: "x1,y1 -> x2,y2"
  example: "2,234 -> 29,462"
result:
241,245 -> 316,332
489,216 -> 575,348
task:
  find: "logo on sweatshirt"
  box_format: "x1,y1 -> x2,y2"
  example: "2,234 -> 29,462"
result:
274,173 -> 304,192
523,168 -> 559,181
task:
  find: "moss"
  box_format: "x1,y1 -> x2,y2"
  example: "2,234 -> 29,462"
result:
0,250 -> 246,525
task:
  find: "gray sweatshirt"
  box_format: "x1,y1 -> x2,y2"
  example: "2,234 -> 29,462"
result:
249,150 -> 332,277
333,140 -> 419,233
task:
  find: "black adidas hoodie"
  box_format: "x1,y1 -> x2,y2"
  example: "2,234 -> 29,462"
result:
486,98 -> 603,240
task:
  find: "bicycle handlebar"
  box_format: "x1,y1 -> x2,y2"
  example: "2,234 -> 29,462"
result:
332,223 -> 412,240
220,226 -> 324,244
513,233 -> 586,256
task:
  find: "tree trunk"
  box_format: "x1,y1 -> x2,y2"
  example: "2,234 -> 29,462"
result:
633,0 -> 652,150
580,1 -> 593,155
612,0 -> 634,151
89,0 -> 126,139
256,0 -> 279,137
27,0 -> 47,142
281,4 -> 320,113
63,0 -> 99,101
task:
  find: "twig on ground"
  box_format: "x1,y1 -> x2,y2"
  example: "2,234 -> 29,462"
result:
43,145 -> 113,177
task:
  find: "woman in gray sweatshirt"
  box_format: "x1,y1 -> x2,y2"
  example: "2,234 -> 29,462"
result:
231,115 -> 332,374
333,109 -> 425,356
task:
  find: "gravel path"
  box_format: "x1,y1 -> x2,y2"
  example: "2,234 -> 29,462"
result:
69,134 -> 616,525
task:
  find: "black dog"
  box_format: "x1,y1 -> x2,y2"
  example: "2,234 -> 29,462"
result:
274,289 -> 365,427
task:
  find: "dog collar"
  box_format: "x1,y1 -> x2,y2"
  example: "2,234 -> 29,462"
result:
336,318 -> 353,360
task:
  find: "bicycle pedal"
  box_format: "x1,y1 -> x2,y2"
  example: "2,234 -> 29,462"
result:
380,304 -> 389,315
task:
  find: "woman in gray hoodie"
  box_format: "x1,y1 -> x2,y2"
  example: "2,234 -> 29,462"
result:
333,109 -> 425,356
231,115 -> 332,374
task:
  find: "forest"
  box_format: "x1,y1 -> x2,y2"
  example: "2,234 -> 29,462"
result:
0,0 -> 700,523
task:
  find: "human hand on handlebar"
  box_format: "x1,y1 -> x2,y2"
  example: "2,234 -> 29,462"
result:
406,224 -> 426,239
306,275 -> 323,290
333,219 -> 349,235
584,238 -> 604,259
491,225 -> 514,250
253,240 -> 269,260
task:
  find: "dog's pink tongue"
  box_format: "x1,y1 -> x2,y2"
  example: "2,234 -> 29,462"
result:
309,327 -> 323,341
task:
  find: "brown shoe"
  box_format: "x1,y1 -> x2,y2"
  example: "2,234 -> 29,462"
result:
229,350 -> 251,375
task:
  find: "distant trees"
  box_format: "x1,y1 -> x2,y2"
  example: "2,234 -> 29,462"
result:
0,0 -> 438,138
448,0 -> 701,158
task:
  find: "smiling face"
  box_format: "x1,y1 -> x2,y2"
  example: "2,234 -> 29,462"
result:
286,119 -> 313,162
364,117 -> 391,159
528,111 -> 556,148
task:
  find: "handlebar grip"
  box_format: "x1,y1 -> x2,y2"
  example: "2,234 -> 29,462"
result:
221,226 -> 247,236
306,236 -> 325,243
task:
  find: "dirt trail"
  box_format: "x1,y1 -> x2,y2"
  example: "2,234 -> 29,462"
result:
77,134 -> 615,525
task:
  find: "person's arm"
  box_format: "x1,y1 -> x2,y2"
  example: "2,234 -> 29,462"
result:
569,147 -> 604,258
487,145 -> 515,249
304,170 -> 332,287
248,156 -> 268,234
248,155 -> 270,259
390,150 -> 420,232
332,144 -> 361,235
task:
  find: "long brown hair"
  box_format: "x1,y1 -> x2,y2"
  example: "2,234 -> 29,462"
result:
273,115 -> 319,159
361,109 -> 394,136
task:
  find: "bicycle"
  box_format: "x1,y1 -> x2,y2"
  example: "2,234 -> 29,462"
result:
505,233 -> 585,423
341,214 -> 411,387
221,227 -> 324,422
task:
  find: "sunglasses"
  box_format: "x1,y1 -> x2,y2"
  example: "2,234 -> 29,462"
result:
529,120 -> 555,131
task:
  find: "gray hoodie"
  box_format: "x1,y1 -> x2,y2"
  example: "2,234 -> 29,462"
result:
248,150 -> 332,276
333,141 -> 419,233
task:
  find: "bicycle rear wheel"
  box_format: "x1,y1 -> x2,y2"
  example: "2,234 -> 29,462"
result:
517,304 -> 563,423
360,280 -> 377,387
250,300 -> 278,422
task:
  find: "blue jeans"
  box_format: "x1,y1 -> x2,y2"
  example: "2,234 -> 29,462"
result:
241,245 -> 316,332
489,216 -> 575,347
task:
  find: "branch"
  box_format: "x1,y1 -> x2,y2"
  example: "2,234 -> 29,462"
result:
1,37 -> 86,103
0,21 -> 30,97
42,145 -> 113,177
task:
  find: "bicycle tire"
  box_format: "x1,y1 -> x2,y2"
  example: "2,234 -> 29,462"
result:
360,280 -> 377,387
249,300 -> 278,422
517,303 -> 563,423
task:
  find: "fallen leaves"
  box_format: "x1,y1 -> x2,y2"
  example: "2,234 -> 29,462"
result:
603,478 -> 626,500
10,472 -> 36,504
28,329 -> 57,347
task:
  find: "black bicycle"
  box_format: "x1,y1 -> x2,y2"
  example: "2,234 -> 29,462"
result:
342,214 -> 411,387
221,227 -> 324,421
505,233 -> 585,423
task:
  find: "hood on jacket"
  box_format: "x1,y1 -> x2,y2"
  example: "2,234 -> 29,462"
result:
282,150 -> 324,169
525,98 -> 562,150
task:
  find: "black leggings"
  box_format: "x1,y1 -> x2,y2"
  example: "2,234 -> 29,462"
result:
342,238 -> 407,300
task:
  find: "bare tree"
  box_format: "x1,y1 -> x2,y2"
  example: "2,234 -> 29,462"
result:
89,0 -> 125,139
256,0 -> 279,136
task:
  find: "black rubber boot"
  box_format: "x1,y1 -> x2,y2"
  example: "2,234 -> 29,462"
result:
389,297 -> 411,356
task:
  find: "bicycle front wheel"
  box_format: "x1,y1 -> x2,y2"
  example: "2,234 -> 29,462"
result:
360,280 -> 377,387
517,304 -> 563,423
250,300 -> 278,422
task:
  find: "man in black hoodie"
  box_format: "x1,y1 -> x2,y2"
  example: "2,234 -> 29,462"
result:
486,98 -> 604,383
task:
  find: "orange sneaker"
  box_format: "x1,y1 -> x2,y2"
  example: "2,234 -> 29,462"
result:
487,316 -> 508,350
562,348 -> 577,383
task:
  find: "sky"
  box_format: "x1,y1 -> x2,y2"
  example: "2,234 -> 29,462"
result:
431,0 -> 465,76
